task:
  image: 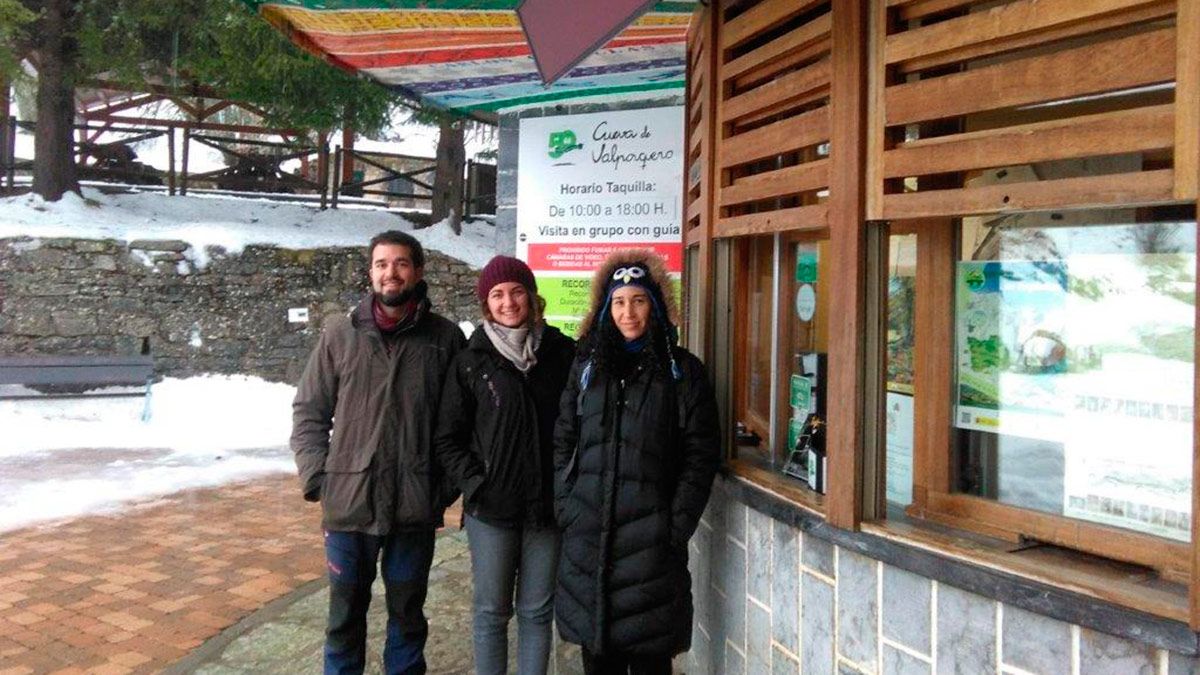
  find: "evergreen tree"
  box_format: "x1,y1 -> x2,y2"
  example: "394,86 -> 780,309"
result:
180,1 -> 394,136
4,0 -> 398,200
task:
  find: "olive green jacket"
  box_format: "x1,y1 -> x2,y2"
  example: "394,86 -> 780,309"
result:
291,291 -> 466,533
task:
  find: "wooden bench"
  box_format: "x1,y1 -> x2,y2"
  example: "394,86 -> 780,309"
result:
0,354 -> 155,419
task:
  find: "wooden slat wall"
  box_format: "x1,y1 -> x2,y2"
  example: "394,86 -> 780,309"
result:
684,5 -> 720,362
685,7 -> 713,248
1178,0 -> 1199,200
876,0 -> 1186,220
713,0 -> 833,238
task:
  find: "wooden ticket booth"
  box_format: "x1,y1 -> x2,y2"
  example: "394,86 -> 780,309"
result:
679,1 -> 1200,672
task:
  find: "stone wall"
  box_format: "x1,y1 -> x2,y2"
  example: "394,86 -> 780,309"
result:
688,477 -> 1198,675
0,237 -> 480,384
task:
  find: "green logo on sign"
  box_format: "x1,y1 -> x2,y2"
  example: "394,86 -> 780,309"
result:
548,130 -> 583,159
964,268 -> 986,291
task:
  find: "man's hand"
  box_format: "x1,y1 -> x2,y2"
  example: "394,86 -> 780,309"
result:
303,472 -> 325,502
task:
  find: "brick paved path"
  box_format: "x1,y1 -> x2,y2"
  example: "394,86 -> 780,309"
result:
0,475 -> 326,675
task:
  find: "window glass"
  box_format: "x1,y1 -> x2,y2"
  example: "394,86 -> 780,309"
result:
745,236 -> 774,432
953,213 -> 1196,542
886,234 -> 917,508
777,238 -> 831,491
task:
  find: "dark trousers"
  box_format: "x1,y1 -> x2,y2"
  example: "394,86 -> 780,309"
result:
323,529 -> 436,675
582,648 -> 673,675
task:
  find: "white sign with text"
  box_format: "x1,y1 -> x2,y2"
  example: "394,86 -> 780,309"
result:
516,107 -> 684,334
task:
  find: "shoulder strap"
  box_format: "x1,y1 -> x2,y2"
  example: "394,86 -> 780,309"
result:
576,358 -> 594,416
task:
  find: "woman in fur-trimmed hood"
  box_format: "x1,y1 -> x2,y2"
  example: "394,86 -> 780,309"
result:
575,248 -> 678,343
552,248 -> 721,673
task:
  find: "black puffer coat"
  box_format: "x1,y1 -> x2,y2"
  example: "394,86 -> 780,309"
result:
553,346 -> 720,656
434,324 -> 576,527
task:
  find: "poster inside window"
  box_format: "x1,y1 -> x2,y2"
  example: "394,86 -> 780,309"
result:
886,234 -> 916,508
954,219 -> 1195,542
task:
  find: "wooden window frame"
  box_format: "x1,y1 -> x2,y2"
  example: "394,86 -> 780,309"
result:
870,0 -> 1200,626
726,229 -> 833,515
897,212 -> 1197,619
731,231 -> 836,462
902,214 -> 1197,580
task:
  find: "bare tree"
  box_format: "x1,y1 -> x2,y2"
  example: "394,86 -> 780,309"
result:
431,114 -> 464,234
1133,222 -> 1181,254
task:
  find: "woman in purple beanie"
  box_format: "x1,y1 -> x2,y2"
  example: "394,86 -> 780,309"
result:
433,255 -> 576,675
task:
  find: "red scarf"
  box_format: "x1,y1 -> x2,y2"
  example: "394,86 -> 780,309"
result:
373,297 -> 417,333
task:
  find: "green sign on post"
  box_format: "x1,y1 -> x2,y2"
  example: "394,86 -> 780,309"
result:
787,416 -> 805,452
790,374 -> 812,410
795,249 -> 818,283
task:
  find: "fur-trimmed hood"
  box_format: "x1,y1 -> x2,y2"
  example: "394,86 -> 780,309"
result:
576,248 -> 678,339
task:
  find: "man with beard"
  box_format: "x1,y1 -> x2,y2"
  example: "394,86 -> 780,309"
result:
291,230 -> 466,674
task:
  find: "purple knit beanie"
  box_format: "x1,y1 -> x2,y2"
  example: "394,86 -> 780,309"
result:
476,255 -> 537,302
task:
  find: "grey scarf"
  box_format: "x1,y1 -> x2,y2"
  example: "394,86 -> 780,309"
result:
483,320 -> 543,373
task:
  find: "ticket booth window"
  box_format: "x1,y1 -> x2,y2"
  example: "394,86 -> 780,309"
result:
732,234 -> 832,491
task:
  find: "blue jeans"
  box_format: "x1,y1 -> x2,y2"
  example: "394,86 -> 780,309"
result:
323,529 -> 436,675
465,515 -> 561,675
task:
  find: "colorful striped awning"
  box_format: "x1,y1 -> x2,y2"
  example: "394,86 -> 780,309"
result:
243,1 -> 696,117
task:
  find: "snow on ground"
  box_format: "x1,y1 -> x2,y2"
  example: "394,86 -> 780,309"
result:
0,188 -> 497,268
0,186 -> 497,531
0,375 -> 298,533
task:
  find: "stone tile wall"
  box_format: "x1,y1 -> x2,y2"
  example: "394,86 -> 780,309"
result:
687,477 -> 1195,675
0,237 -> 480,383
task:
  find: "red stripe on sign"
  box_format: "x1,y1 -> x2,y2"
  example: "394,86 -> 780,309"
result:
527,242 -> 682,273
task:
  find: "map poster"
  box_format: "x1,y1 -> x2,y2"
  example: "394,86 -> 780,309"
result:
516,107 -> 684,334
955,249 -> 1195,541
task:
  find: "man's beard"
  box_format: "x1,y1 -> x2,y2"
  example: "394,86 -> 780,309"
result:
379,285 -> 416,307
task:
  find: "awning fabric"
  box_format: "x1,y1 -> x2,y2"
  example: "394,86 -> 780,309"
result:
243,1 -> 695,115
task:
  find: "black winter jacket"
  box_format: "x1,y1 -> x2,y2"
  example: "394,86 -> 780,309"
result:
433,324 -> 576,527
553,346 -> 721,656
